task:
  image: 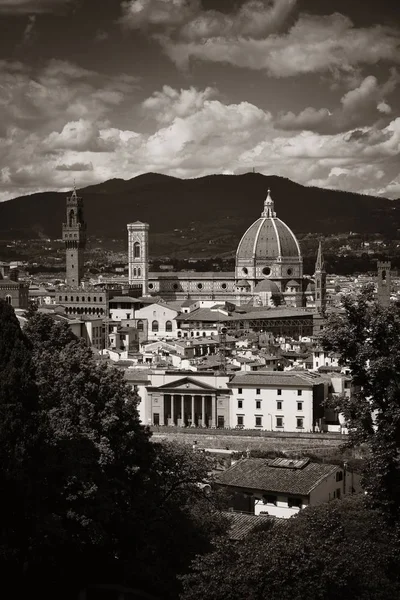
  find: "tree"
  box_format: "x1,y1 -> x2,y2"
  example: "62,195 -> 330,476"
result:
22,313 -> 153,595
19,313 -> 228,598
321,285 -> 400,518
181,497 -> 400,600
0,300 -> 39,584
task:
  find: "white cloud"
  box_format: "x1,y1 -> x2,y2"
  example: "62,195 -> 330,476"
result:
0,72 -> 399,201
141,85 -> 217,124
276,71 -> 399,133
120,2 -> 400,77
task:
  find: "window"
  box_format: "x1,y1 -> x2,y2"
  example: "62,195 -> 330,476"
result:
238,400 -> 243,409
255,416 -> 262,427
64,296 -> 67,301
126,313 -> 131,319
297,389 -> 302,396
99,297 -> 103,302
134,242 -> 140,258
256,388 -> 261,395
263,494 -> 277,505
70,296 -> 73,301
134,268 -> 137,276
76,296 -> 79,302
197,283 -> 203,289
148,283 -> 154,290
288,497 -> 302,508
94,297 -> 97,302
336,488 -> 341,499
256,400 -> 261,409
316,361 -> 319,368
276,417 -> 283,428
315,351 -> 320,358
238,388 -> 242,394
237,415 -> 244,427
277,401 -> 282,410
297,402 -> 303,411
166,320 -> 173,332
336,471 -> 343,482
152,320 -> 159,332
138,268 -> 141,276
296,418 -> 304,429
5,295 -> 12,305
277,389 -> 282,396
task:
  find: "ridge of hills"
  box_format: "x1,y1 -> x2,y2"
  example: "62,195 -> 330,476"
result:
1,173 -> 399,257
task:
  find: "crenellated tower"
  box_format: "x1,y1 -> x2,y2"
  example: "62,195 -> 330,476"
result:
314,240 -> 326,315
62,186 -> 87,288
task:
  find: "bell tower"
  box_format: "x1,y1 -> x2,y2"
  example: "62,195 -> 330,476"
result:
314,241 -> 326,315
377,261 -> 391,307
127,221 -> 149,295
62,186 -> 87,288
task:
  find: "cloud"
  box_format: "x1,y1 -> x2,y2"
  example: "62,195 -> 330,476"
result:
22,14 -> 36,43
120,3 -> 400,77
276,71 -> 400,133
0,74 -> 399,201
56,162 -> 94,171
141,85 -> 217,124
0,0 -> 75,14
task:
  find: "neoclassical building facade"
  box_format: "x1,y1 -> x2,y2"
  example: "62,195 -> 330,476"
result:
128,190 -> 317,307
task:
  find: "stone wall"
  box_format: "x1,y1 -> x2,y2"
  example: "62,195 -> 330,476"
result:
150,426 -> 346,454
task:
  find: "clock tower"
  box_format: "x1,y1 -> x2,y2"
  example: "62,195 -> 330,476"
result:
62,186 -> 87,288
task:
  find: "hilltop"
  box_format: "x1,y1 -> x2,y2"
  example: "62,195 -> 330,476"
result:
1,173 -> 399,256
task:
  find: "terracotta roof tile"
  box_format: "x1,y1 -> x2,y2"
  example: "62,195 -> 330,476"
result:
216,458 -> 338,496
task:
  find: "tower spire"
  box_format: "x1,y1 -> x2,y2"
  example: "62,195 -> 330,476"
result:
315,240 -> 325,273
262,188 -> 276,218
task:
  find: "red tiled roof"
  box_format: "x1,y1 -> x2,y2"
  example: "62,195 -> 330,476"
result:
216,458 -> 338,496
224,511 -> 286,540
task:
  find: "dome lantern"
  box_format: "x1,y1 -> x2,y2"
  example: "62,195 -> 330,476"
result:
262,189 -> 276,218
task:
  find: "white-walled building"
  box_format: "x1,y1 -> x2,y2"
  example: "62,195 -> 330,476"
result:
134,303 -> 179,340
217,457 -> 346,518
312,348 -> 340,371
108,296 -> 141,321
228,371 -> 326,432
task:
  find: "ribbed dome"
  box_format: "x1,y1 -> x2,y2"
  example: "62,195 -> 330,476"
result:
236,190 -> 300,261
254,279 -> 281,293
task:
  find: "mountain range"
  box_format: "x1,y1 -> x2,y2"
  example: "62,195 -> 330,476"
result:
1,173 -> 399,257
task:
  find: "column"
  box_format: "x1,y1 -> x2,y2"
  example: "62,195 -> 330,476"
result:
211,395 -> 216,428
201,396 -> 205,427
160,394 -> 165,426
191,395 -> 195,427
171,394 -> 175,426
180,395 -> 184,427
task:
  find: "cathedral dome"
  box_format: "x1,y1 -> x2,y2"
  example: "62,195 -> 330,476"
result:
236,190 -> 301,262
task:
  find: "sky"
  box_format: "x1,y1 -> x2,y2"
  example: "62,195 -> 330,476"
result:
0,0 -> 399,201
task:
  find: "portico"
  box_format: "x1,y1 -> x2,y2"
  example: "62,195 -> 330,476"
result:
147,376 -> 230,428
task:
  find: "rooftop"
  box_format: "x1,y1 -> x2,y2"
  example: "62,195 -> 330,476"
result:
229,371 -> 322,388
224,511 -> 286,541
216,458 -> 338,496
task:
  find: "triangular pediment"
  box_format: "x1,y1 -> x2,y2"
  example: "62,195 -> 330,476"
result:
156,377 -> 218,391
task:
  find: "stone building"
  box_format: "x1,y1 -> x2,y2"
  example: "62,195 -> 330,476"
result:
127,189 -> 320,307
0,266 -> 29,309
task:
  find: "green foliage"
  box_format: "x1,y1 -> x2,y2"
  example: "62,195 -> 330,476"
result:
0,311 -> 227,598
322,286 -> 400,519
181,497 -> 400,600
321,285 -> 400,518
0,300 -> 39,584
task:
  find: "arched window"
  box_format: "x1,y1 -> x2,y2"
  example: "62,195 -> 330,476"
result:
134,268 -> 137,276
68,209 -> 74,227
177,331 -> 182,338
134,242 -> 140,258
5,295 -> 12,305
166,320 -> 173,332
137,320 -> 144,332
152,320 -> 159,332
138,268 -> 141,276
